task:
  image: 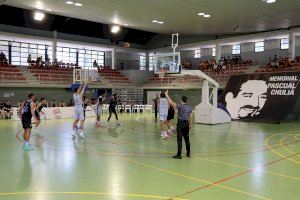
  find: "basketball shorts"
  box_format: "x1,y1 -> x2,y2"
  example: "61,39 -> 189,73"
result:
74,109 -> 85,120
160,114 -> 168,122
22,117 -> 32,129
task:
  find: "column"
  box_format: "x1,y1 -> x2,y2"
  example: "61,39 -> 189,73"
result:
288,32 -> 296,60
52,30 -> 57,62
215,43 -> 221,62
112,47 -> 116,69
145,51 -> 149,71
8,42 -> 11,64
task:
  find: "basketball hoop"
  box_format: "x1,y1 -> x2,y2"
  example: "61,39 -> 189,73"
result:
73,69 -> 98,83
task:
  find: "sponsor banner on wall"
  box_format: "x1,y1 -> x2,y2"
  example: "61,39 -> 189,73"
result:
13,106 -> 96,120
219,72 -> 300,123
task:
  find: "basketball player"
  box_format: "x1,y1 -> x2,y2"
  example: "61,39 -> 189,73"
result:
35,98 -> 47,120
158,90 -> 169,139
83,97 -> 89,121
19,93 -> 40,150
106,93 -> 121,128
72,79 -> 90,139
95,95 -> 104,127
166,104 -> 176,135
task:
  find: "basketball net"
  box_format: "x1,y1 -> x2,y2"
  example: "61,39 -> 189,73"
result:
157,68 -> 167,79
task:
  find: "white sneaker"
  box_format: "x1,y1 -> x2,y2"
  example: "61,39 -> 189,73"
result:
72,130 -> 77,139
79,131 -> 85,139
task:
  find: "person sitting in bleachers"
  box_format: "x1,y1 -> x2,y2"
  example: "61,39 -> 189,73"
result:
45,54 -> 50,67
27,54 -> 32,66
271,55 -> 279,68
0,52 -> 8,64
93,60 -> 99,68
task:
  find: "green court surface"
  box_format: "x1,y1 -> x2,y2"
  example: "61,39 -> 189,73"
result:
0,113 -> 299,200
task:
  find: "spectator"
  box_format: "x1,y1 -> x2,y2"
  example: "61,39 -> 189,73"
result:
51,99 -> 56,107
27,54 -> 32,66
0,101 -> 4,119
93,60 -> 99,68
67,99 -> 73,107
3,101 -> 12,119
18,100 -> 24,108
0,51 -> 8,64
60,101 -> 66,107
45,54 -> 50,67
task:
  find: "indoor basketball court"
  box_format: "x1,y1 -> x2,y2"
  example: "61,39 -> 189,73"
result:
0,0 -> 300,200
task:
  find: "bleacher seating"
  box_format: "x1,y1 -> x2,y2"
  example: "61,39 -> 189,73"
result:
98,66 -> 133,85
144,65 -> 248,86
255,57 -> 300,73
28,65 -> 74,83
0,63 -> 26,82
203,65 -> 248,83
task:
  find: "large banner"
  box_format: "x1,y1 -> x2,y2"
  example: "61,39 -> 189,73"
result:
219,72 -> 300,123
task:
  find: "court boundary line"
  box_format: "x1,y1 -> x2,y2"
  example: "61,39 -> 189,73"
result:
0,191 -> 187,200
266,134 -> 300,165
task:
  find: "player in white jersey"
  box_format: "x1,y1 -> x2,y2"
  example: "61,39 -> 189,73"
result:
72,79 -> 90,139
158,90 -> 169,139
95,95 -> 104,127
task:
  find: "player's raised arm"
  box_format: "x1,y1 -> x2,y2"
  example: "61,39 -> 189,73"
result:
80,77 -> 91,97
165,90 -> 177,108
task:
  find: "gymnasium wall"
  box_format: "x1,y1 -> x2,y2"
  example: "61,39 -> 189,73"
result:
144,89 -> 202,108
0,87 -> 78,106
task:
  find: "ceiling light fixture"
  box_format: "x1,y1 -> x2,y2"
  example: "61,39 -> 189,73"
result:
198,12 -> 205,16
266,0 -> 276,3
34,11 -> 45,21
111,25 -> 120,33
157,21 -> 164,24
47,9 -> 52,12
74,2 -> 82,6
152,20 -> 158,23
203,14 -> 211,18
123,24 -> 128,26
65,1 -> 74,4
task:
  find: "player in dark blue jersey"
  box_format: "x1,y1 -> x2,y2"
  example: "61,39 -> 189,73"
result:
19,93 -> 40,150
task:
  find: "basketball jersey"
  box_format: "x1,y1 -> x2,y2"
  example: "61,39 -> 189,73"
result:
96,96 -> 103,109
73,93 -> 83,111
22,101 -> 32,119
159,98 -> 168,115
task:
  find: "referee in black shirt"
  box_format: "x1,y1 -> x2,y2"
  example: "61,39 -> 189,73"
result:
165,91 -> 193,159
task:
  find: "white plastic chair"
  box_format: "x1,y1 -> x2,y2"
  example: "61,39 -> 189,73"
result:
125,105 -> 132,113
145,105 -> 153,113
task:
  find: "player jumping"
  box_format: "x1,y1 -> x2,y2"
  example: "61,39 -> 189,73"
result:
72,79 -> 90,139
159,90 -> 169,139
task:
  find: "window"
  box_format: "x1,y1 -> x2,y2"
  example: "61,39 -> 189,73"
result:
149,56 -> 154,71
194,49 -> 201,58
212,47 -> 216,56
139,55 -> 146,70
78,49 -> 104,68
255,42 -> 264,52
280,38 -> 289,50
232,44 -> 240,54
